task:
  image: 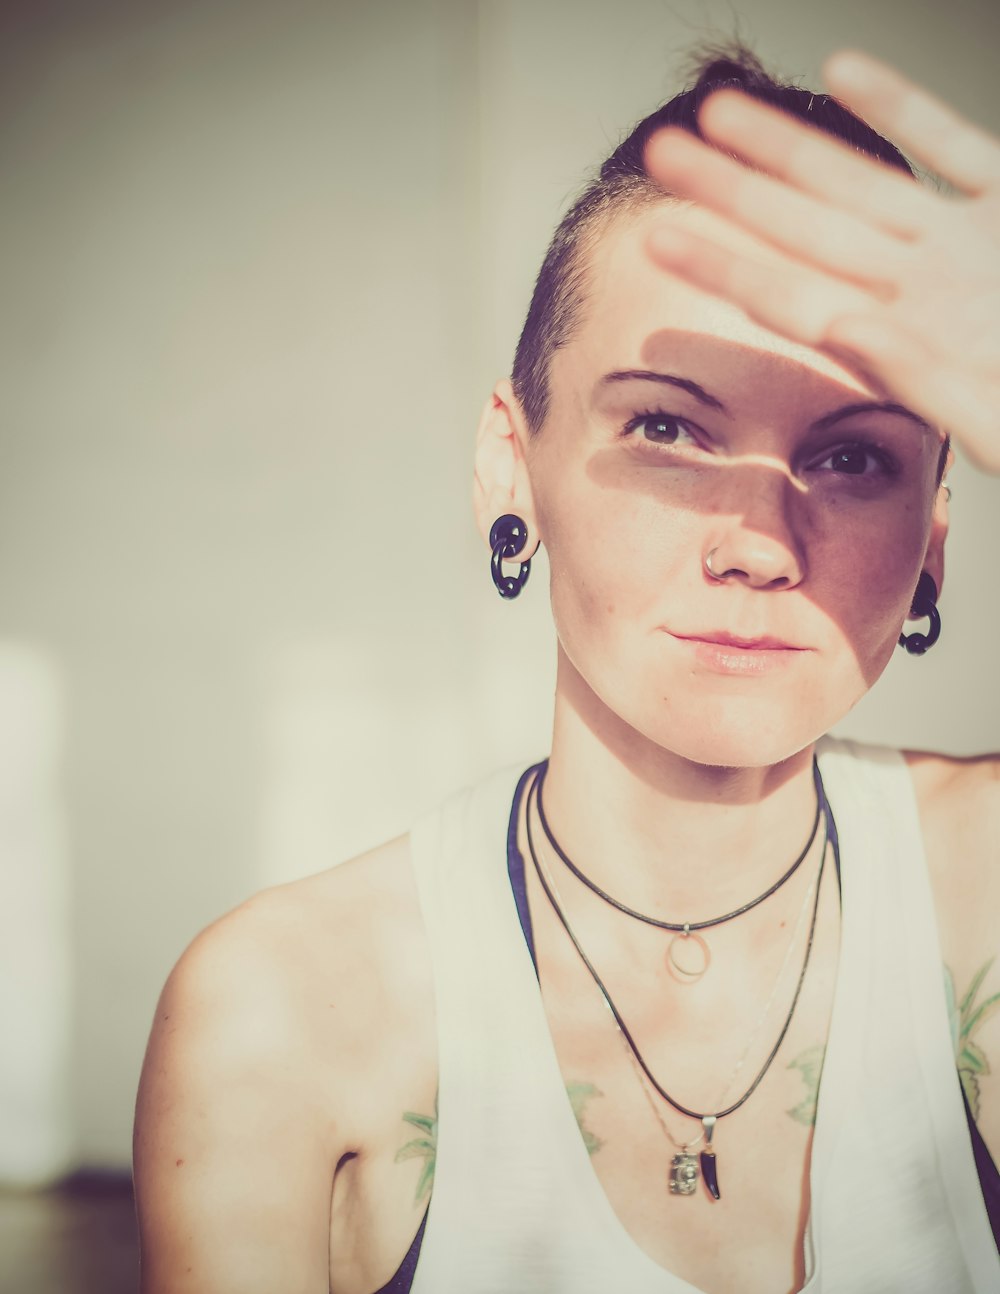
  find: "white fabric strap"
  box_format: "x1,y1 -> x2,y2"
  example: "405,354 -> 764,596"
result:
811,739 -> 999,1291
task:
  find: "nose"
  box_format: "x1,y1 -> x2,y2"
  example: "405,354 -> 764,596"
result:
704,472 -> 806,591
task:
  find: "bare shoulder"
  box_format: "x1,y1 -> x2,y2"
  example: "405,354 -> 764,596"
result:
905,749 -> 1000,1163
904,747 -> 1000,947
135,834 -> 436,1294
904,748 -> 1000,899
905,746 -> 1000,806
138,831 -> 428,1142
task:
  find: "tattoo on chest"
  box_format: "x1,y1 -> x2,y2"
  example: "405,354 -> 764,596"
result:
395,1080 -> 605,1201
565,1080 -> 605,1155
944,958 -> 1000,1121
395,1095 -> 438,1202
786,1044 -> 826,1126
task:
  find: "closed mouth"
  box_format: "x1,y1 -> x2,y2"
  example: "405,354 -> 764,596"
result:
670,631 -> 808,651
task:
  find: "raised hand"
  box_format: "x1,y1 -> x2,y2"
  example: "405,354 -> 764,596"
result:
644,52 -> 1000,472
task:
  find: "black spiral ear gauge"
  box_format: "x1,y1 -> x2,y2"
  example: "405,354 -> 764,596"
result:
898,572 -> 941,656
490,514 -> 532,599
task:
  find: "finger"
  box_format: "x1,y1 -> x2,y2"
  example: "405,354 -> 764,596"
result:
646,221 -> 870,347
826,314 -> 1000,471
821,314 -> 938,410
823,51 -> 1000,196
685,90 -> 933,238
645,128 -> 906,290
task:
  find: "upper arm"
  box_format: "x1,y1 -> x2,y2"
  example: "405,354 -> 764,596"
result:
907,751 -> 1000,1168
133,901 -> 338,1294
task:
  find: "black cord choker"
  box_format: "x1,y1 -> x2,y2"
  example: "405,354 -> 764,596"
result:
525,770 -> 830,1202
534,757 -> 823,983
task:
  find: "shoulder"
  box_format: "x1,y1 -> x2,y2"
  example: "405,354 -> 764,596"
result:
138,831 -> 432,1133
134,834 -> 435,1292
142,831 -> 427,1101
903,750 -> 1000,1164
900,747 -> 1000,959
825,738 -> 1000,887
903,748 -> 1000,911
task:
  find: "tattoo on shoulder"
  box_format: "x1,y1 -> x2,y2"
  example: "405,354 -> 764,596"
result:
566,1079 -> 604,1155
944,958 -> 1000,1122
395,1094 -> 438,1203
786,1044 -> 826,1126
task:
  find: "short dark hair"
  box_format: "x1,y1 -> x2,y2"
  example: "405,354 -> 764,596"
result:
510,47 -> 916,435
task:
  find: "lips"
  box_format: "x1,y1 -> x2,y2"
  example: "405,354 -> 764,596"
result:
670,630 -> 808,651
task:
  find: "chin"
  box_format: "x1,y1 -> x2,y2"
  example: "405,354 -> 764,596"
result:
650,637 -> 885,770
561,631 -> 879,772
626,687 -> 860,772
661,724 -> 817,771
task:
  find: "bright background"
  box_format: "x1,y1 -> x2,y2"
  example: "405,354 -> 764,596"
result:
2,0 -> 998,1178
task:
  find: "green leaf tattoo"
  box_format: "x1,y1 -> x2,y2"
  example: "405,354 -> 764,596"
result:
395,1094 -> 438,1202
395,1082 -> 603,1201
786,1044 -> 826,1126
945,958 -> 1000,1121
566,1080 -> 604,1155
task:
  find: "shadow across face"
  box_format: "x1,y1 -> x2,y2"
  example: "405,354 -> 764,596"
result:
526,326 -> 946,773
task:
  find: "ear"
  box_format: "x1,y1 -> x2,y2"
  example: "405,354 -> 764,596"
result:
472,378 -> 540,555
917,457 -> 952,606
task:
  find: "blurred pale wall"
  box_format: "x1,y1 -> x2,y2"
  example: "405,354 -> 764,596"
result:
0,0 -> 997,1176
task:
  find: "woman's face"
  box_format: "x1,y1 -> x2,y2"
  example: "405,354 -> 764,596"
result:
523,204 -> 947,769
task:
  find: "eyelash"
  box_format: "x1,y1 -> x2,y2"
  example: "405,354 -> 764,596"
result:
621,411 -> 701,448
808,442 -> 899,479
621,411 -> 899,480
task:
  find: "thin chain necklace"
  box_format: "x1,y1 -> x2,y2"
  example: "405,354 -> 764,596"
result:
531,793 -> 824,1174
534,758 -> 822,984
524,771 -> 829,1201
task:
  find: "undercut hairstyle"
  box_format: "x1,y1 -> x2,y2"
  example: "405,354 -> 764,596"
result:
511,47 -> 916,437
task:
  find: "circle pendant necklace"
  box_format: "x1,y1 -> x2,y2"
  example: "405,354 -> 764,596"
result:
533,757 -> 823,985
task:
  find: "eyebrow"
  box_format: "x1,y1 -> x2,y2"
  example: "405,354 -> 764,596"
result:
599,374 -> 932,434
810,400 -> 932,434
598,370 -> 729,413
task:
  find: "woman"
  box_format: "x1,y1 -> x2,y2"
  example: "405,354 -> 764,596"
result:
133,47 -> 1000,1293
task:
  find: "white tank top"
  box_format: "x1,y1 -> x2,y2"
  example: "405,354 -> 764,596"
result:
406,737 -> 1000,1292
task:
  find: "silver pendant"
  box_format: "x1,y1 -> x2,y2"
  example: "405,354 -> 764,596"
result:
668,1152 -> 699,1195
665,925 -> 711,984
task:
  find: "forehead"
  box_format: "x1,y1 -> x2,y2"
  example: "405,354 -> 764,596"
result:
560,201 -> 875,405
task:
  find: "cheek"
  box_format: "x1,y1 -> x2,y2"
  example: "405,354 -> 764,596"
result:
539,479 -> 700,635
530,444 -> 934,764
807,503 -> 929,679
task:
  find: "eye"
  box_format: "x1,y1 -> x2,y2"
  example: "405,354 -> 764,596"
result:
810,442 -> 897,478
622,412 -> 700,448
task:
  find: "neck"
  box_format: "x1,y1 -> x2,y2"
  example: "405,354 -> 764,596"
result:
544,656 -> 820,920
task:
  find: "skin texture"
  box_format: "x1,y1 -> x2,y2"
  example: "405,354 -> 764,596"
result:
136,51 -> 1000,1294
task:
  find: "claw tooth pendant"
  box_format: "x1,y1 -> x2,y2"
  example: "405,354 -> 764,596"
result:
667,1116 -> 720,1201
700,1115 -> 720,1200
